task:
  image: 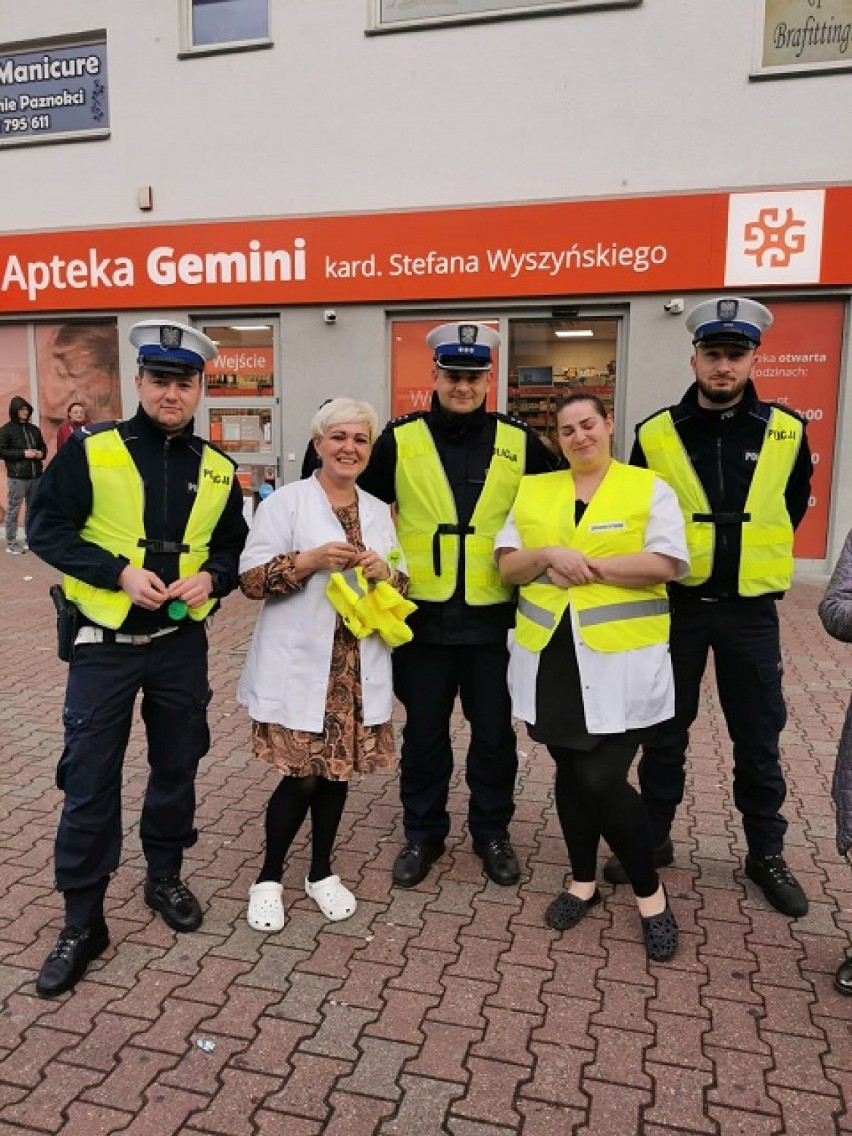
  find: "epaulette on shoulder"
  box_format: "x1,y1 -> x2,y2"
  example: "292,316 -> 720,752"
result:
204,438 -> 240,467
494,410 -> 532,432
636,406 -> 673,431
387,409 -> 427,429
79,419 -> 122,439
765,400 -> 806,424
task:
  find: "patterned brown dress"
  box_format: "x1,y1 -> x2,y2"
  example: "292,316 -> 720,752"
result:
239,502 -> 404,782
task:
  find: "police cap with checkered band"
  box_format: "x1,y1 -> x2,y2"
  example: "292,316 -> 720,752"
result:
426,322 -> 500,372
686,297 -> 773,350
129,320 -> 218,376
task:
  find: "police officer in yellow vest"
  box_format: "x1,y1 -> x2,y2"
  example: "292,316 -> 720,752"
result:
28,320 -> 248,997
603,298 -> 813,918
360,322 -> 558,888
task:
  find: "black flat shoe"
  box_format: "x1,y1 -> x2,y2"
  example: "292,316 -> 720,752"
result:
545,889 -> 601,931
835,956 -> 852,996
144,876 -> 203,932
473,838 -> 520,886
641,890 -> 679,962
36,920 -> 109,998
392,841 -> 445,888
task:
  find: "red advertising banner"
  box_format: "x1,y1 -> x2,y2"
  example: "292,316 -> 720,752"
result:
753,300 -> 844,559
390,320 -> 499,418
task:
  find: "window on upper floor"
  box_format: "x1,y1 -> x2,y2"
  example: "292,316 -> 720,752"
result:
367,0 -> 642,34
181,0 -> 270,53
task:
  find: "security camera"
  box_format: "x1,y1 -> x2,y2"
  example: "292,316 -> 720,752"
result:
663,298 -> 684,315
323,310 -> 337,324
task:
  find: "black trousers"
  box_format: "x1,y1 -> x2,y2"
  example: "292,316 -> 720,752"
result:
55,623 -> 211,924
392,640 -> 518,845
637,595 -> 788,857
549,738 -> 659,898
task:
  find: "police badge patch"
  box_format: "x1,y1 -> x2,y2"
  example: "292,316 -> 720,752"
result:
459,324 -> 478,345
717,299 -> 739,323
160,325 -> 184,348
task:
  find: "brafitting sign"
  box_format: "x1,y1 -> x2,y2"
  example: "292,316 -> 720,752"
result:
0,37 -> 109,147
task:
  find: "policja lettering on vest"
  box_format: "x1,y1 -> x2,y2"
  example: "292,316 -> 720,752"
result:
604,295 -> 813,919
358,320 -> 560,891
26,318 -> 248,998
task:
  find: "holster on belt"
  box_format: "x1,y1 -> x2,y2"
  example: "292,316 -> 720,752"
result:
49,584 -> 81,663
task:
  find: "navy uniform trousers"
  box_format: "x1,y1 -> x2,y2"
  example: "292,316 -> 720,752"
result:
637,594 -> 788,857
392,639 -> 518,845
55,621 -> 210,925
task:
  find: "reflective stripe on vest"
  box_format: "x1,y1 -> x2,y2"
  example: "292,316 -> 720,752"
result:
325,566 -> 417,646
638,407 -> 800,594
63,429 -> 234,629
394,417 -> 525,604
512,462 -> 670,654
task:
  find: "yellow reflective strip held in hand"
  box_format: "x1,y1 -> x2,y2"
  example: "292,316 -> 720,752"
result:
325,568 -> 372,639
353,580 -> 417,647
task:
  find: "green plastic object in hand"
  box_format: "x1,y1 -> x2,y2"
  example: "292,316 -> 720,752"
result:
167,599 -> 188,621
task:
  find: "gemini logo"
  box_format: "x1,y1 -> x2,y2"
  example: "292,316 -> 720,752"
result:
743,208 -> 807,269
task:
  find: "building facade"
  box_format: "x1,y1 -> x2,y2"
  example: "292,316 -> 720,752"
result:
1,0 -> 850,568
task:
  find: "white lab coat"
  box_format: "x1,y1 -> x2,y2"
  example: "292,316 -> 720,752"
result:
237,474 -> 403,731
495,476 -> 690,734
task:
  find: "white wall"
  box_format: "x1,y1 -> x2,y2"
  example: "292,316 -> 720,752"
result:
1,0 -> 849,230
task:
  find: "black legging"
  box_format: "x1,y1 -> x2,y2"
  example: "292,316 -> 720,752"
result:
549,739 -> 659,898
257,776 -> 349,885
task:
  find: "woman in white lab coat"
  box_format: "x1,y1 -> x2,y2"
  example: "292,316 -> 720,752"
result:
238,398 -> 408,931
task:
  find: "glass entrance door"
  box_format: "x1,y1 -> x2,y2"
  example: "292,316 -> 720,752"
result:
506,316 -> 619,454
195,317 -> 279,518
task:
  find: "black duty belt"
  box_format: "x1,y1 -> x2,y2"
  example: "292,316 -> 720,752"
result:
432,523 -> 475,576
691,512 -> 751,525
137,538 -> 190,554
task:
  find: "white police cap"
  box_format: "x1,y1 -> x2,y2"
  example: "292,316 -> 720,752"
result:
426,322 -> 500,371
129,320 -> 217,376
686,297 -> 773,349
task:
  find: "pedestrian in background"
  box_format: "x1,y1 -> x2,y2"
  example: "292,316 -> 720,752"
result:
55,401 -> 90,450
28,320 -> 247,998
0,395 -> 47,554
818,529 -> 852,993
605,297 -> 813,918
360,321 -> 559,890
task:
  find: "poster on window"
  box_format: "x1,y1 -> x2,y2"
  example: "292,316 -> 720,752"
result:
390,320 -> 499,418
0,324 -> 32,531
753,300 -> 843,559
34,321 -> 122,455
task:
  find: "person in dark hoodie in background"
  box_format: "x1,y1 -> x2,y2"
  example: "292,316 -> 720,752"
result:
0,396 -> 47,554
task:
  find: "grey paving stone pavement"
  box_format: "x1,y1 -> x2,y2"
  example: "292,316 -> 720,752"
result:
0,552 -> 850,1135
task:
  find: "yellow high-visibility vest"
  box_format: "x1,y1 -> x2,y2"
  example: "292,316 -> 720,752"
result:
394,417 -> 525,604
638,407 -> 800,595
512,462 -> 670,654
64,428 -> 234,629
